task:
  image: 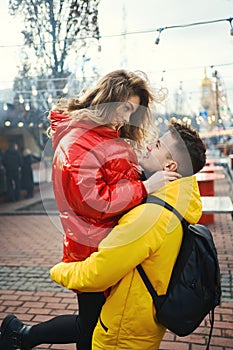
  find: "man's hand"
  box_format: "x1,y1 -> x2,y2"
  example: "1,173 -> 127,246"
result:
50,262 -> 77,289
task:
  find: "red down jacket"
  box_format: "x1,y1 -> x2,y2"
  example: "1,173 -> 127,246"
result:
50,111 -> 147,262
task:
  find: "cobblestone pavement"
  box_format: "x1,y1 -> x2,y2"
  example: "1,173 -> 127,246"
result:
0,177 -> 233,350
0,265 -> 232,300
0,266 -> 65,292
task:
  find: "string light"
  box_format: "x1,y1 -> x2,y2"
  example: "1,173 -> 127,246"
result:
154,17 -> 233,45
0,16 -> 231,131
0,17 -> 231,49
0,62 -> 232,87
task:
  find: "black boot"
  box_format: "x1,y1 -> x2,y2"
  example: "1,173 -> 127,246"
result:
0,314 -> 31,350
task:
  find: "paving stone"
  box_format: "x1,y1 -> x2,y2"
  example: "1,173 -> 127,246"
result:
0,178 -> 233,349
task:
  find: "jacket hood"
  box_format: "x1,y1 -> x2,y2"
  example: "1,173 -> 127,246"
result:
151,175 -> 202,225
50,110 -> 120,150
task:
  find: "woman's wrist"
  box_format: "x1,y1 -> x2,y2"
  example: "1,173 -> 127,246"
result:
142,180 -> 150,195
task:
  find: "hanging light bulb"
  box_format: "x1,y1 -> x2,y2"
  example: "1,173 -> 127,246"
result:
212,69 -> 218,83
97,37 -> 102,52
4,120 -> 11,126
47,95 -> 53,104
3,103 -> 8,111
227,17 -> 233,35
155,28 -> 164,45
95,34 -> 102,52
18,121 -> 24,128
32,85 -> 38,96
25,102 -> 30,111
161,70 -> 166,82
62,85 -> 69,94
19,94 -> 24,104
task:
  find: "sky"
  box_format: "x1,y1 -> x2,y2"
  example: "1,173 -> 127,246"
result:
0,0 -> 232,115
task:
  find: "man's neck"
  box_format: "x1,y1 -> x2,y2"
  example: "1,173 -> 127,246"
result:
141,169 -> 154,180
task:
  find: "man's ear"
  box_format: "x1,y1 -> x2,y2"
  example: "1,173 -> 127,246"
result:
163,160 -> 178,172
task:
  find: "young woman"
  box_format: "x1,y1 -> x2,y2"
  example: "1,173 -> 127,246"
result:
0,70 -> 180,350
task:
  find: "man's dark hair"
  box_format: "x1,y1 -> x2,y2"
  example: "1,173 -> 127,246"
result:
168,121 -> 206,176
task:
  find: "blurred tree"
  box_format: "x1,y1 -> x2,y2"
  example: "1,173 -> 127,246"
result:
9,0 -> 100,79
6,0 -> 100,150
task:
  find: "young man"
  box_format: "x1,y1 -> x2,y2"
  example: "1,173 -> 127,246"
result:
0,121 -> 206,350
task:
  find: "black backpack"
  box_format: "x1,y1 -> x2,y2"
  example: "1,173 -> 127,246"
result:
137,196 -> 221,350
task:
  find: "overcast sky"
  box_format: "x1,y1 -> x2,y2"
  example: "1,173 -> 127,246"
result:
98,0 -> 233,113
0,0 -> 232,114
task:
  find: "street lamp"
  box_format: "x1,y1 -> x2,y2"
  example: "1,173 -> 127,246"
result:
212,70 -> 222,129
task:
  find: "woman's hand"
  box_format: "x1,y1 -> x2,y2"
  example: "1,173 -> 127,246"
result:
143,170 -> 181,194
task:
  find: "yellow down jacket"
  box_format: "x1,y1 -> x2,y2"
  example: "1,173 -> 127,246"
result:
50,176 -> 202,350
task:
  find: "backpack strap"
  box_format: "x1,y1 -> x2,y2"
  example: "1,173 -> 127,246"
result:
145,195 -> 189,236
136,195 -> 185,309
136,195 -> 214,350
145,195 -> 184,223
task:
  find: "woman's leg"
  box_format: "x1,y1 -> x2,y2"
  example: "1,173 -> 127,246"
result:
29,292 -> 105,349
0,292 -> 105,350
75,292 -> 106,350
28,315 -> 80,347
0,314 -> 80,350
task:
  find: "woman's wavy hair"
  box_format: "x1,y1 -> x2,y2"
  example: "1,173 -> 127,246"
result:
50,70 -> 167,145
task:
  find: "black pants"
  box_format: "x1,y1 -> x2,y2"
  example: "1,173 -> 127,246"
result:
76,292 -> 106,349
28,292 -> 105,349
6,172 -> 20,201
